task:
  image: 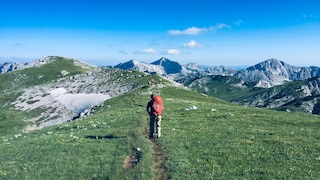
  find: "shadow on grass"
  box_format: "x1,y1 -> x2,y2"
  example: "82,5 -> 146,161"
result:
85,135 -> 126,139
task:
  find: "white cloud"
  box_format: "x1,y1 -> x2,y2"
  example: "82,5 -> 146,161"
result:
166,49 -> 180,55
168,26 -> 207,35
168,24 -> 230,35
209,23 -> 231,31
135,48 -> 158,54
183,40 -> 204,48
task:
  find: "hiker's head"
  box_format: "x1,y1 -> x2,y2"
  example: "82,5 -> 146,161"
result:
150,94 -> 155,99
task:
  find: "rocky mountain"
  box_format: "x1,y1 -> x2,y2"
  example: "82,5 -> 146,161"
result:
235,58 -> 320,88
113,58 -> 320,89
151,57 -> 182,74
113,57 -> 237,86
0,62 -> 25,74
113,59 -> 165,75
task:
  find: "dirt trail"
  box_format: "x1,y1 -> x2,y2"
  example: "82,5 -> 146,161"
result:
144,125 -> 167,180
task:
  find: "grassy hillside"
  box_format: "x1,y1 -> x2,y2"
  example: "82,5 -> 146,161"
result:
1,81 -> 320,179
0,57 -> 94,136
188,75 -> 264,101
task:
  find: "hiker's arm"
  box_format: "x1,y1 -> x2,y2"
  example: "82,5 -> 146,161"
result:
146,101 -> 152,115
146,102 -> 150,114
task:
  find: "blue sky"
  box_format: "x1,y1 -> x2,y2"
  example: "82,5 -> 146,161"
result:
0,0 -> 319,66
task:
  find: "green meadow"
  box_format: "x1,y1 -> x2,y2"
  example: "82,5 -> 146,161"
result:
1,84 -> 320,179
0,58 -> 319,179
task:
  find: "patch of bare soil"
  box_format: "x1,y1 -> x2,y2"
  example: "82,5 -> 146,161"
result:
123,148 -> 142,169
150,138 -> 168,180
123,155 -> 137,169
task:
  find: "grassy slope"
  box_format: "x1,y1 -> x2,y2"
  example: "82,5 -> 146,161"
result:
1,80 -> 320,179
160,87 -> 320,179
0,88 -> 155,179
188,75 -> 265,101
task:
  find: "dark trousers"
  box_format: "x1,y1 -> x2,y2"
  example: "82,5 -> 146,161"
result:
149,115 -> 162,138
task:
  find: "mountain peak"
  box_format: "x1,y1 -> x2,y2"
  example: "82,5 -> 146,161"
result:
151,57 -> 182,74
250,58 -> 286,70
265,58 -> 280,63
158,57 -> 169,61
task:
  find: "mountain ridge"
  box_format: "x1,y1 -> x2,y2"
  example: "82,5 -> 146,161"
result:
4,56 -> 320,90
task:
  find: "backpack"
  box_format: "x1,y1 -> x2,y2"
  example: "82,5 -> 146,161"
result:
152,95 -> 164,115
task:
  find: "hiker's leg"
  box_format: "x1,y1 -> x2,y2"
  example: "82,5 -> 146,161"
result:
149,116 -> 155,138
156,115 -> 162,138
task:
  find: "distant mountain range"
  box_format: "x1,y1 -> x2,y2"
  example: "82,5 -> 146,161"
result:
3,56 -> 320,89
111,57 -> 320,88
112,57 -> 238,83
2,56 -> 320,114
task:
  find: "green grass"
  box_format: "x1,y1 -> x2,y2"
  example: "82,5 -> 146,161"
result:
0,91 -> 154,179
159,87 -> 320,179
1,74 -> 320,179
188,75 -> 265,101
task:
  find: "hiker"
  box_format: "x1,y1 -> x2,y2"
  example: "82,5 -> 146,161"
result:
146,94 -> 164,138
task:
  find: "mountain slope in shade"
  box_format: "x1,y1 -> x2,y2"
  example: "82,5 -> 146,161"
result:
151,57 -> 182,74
